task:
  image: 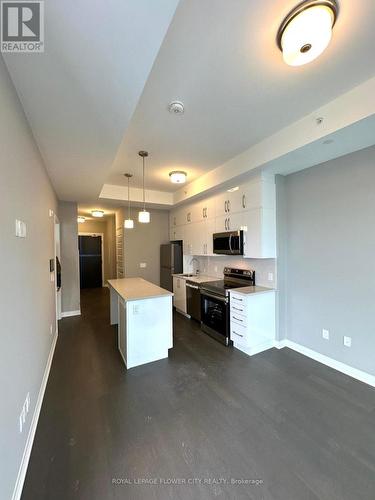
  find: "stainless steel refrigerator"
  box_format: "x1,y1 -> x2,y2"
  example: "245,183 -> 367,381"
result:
160,242 -> 183,291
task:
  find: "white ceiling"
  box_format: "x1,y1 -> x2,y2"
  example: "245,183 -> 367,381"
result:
3,0 -> 375,203
107,0 -> 375,192
3,0 -> 179,201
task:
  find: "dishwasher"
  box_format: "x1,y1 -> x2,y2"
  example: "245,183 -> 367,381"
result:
186,281 -> 201,322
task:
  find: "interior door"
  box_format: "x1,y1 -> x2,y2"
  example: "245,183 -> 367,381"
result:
79,235 -> 102,288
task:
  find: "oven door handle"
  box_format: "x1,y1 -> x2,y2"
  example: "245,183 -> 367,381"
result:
186,283 -> 199,290
201,291 -> 228,303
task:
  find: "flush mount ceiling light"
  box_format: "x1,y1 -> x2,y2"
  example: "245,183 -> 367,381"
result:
77,216 -> 86,223
138,151 -> 151,224
169,171 -> 187,184
123,173 -> 134,229
91,210 -> 104,218
277,0 -> 339,66
168,101 -> 184,114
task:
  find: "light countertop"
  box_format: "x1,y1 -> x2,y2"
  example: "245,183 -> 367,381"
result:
108,278 -> 173,302
229,286 -> 275,296
172,274 -> 219,284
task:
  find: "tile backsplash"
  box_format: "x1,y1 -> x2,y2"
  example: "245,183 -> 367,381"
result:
183,255 -> 276,288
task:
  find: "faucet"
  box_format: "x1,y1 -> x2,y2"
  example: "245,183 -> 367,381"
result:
189,257 -> 200,275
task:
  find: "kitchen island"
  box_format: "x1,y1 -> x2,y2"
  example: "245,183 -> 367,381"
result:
108,278 -> 173,369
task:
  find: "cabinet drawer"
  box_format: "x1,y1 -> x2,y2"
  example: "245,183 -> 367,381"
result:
230,302 -> 246,316
230,293 -> 246,305
230,323 -> 248,344
230,312 -> 247,328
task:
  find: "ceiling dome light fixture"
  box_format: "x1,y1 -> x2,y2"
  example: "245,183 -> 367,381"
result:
138,151 -> 151,224
91,210 -> 104,218
123,173 -> 134,229
169,171 -> 187,184
277,0 -> 339,66
77,216 -> 86,223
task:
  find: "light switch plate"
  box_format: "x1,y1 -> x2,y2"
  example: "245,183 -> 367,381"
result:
268,272 -> 274,281
15,219 -> 26,238
140,262 -> 147,268
343,336 -> 352,347
322,329 -> 330,340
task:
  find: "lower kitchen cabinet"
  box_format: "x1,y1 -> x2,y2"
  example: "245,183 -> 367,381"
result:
173,276 -> 187,314
229,289 -> 275,356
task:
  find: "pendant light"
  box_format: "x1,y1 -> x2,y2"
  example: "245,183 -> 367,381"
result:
138,151 -> 150,224
277,0 -> 339,67
123,173 -> 134,229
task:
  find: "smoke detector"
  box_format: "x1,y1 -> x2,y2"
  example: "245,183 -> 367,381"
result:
168,101 -> 184,115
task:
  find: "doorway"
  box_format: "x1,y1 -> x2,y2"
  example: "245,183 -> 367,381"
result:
79,234 -> 104,288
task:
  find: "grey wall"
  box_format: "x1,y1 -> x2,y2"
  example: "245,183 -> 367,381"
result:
281,145 -> 375,376
0,56 -> 57,500
123,209 -> 170,285
59,202 -> 80,313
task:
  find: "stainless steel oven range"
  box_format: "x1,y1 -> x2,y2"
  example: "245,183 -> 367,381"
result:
200,267 -> 255,346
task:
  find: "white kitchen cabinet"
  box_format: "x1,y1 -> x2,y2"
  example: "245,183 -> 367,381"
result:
204,218 -> 215,255
229,289 -> 275,356
170,225 -> 184,242
168,174 -> 276,259
196,196 -> 215,221
215,212 -> 244,233
173,276 -> 187,314
242,208 -> 276,258
241,179 -> 276,211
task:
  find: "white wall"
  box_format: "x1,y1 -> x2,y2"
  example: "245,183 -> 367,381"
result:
0,55 -> 58,500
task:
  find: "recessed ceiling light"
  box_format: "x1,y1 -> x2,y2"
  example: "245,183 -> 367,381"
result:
277,0 -> 339,66
77,216 -> 86,223
227,186 -> 239,192
168,101 -> 185,114
169,171 -> 187,184
91,210 -> 104,218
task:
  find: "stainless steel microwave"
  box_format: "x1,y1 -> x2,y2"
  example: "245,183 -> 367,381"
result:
213,230 -> 244,255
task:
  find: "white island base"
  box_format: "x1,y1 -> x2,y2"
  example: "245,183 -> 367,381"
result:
108,278 -> 173,369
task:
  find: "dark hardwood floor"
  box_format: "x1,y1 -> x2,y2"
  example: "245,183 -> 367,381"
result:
22,288 -> 375,500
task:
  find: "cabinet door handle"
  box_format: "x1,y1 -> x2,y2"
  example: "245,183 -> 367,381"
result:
232,306 -> 243,312
232,297 -> 243,302
242,195 -> 246,209
224,201 -> 227,213
224,218 -> 227,230
232,316 -> 243,322
232,331 -> 243,338
227,200 -> 230,212
227,218 -> 230,230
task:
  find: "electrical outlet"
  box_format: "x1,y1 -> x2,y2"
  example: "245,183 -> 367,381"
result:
343,336 -> 352,347
322,329 -> 330,340
19,393 -> 31,433
49,209 -> 54,217
268,272 -> 274,281
140,262 -> 147,268
50,324 -> 53,335
50,273 -> 55,282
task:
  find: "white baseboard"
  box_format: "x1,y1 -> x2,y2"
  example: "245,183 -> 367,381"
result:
60,309 -> 81,318
275,339 -> 375,388
12,332 -> 58,500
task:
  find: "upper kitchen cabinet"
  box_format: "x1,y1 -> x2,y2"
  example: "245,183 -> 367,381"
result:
197,196 -> 215,221
169,207 -> 186,227
241,178 -> 276,211
243,208 -> 276,258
